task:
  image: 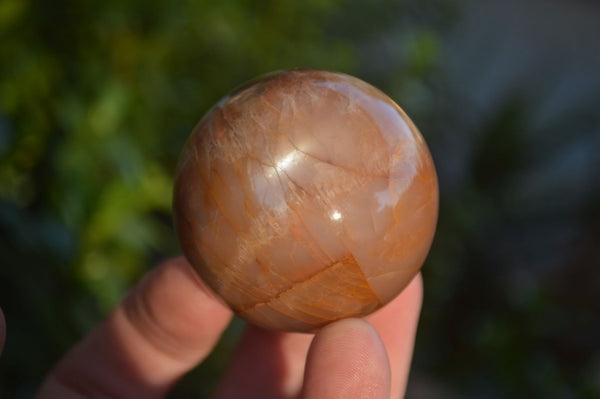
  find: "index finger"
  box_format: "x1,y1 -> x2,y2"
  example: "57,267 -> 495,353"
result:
38,257 -> 233,398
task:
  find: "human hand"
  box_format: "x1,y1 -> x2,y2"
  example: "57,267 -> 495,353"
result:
37,257 -> 422,399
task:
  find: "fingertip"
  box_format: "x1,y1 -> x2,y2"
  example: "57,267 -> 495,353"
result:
123,257 -> 232,362
302,318 -> 390,399
38,257 -> 233,398
123,256 -> 233,362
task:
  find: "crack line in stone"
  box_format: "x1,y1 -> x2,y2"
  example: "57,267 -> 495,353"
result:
236,258 -> 343,314
196,168 -> 242,235
283,133 -> 389,180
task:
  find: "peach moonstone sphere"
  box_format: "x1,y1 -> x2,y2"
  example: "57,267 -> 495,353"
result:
174,69 -> 438,332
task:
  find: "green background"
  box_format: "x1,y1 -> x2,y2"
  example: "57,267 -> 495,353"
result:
1,0 -> 599,397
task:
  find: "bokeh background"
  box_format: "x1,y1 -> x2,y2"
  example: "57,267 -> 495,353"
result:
1,0 -> 599,397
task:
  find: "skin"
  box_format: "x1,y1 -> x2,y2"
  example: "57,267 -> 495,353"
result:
23,256 -> 422,398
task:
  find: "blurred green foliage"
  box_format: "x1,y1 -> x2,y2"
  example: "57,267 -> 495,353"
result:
0,0 -> 357,312
1,0 -> 599,398
0,0 -> 449,396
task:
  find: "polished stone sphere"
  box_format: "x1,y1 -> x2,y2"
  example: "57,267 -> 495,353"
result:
174,69 -> 438,332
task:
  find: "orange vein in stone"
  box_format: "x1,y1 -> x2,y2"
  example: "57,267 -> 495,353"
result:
268,161 -> 333,265
352,259 -> 384,307
238,254 -> 376,317
260,96 -> 282,115
254,257 -> 270,274
270,296 -> 330,322
226,156 -> 295,290
195,167 -> 241,235
251,133 -> 385,307
286,201 -> 335,265
268,147 -> 337,272
262,300 -> 325,326
274,137 -> 384,305
337,234 -> 384,305
237,260 -> 340,314
194,239 -> 265,302
284,135 -> 389,179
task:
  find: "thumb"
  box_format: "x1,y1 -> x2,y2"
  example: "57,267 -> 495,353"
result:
301,318 -> 391,399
